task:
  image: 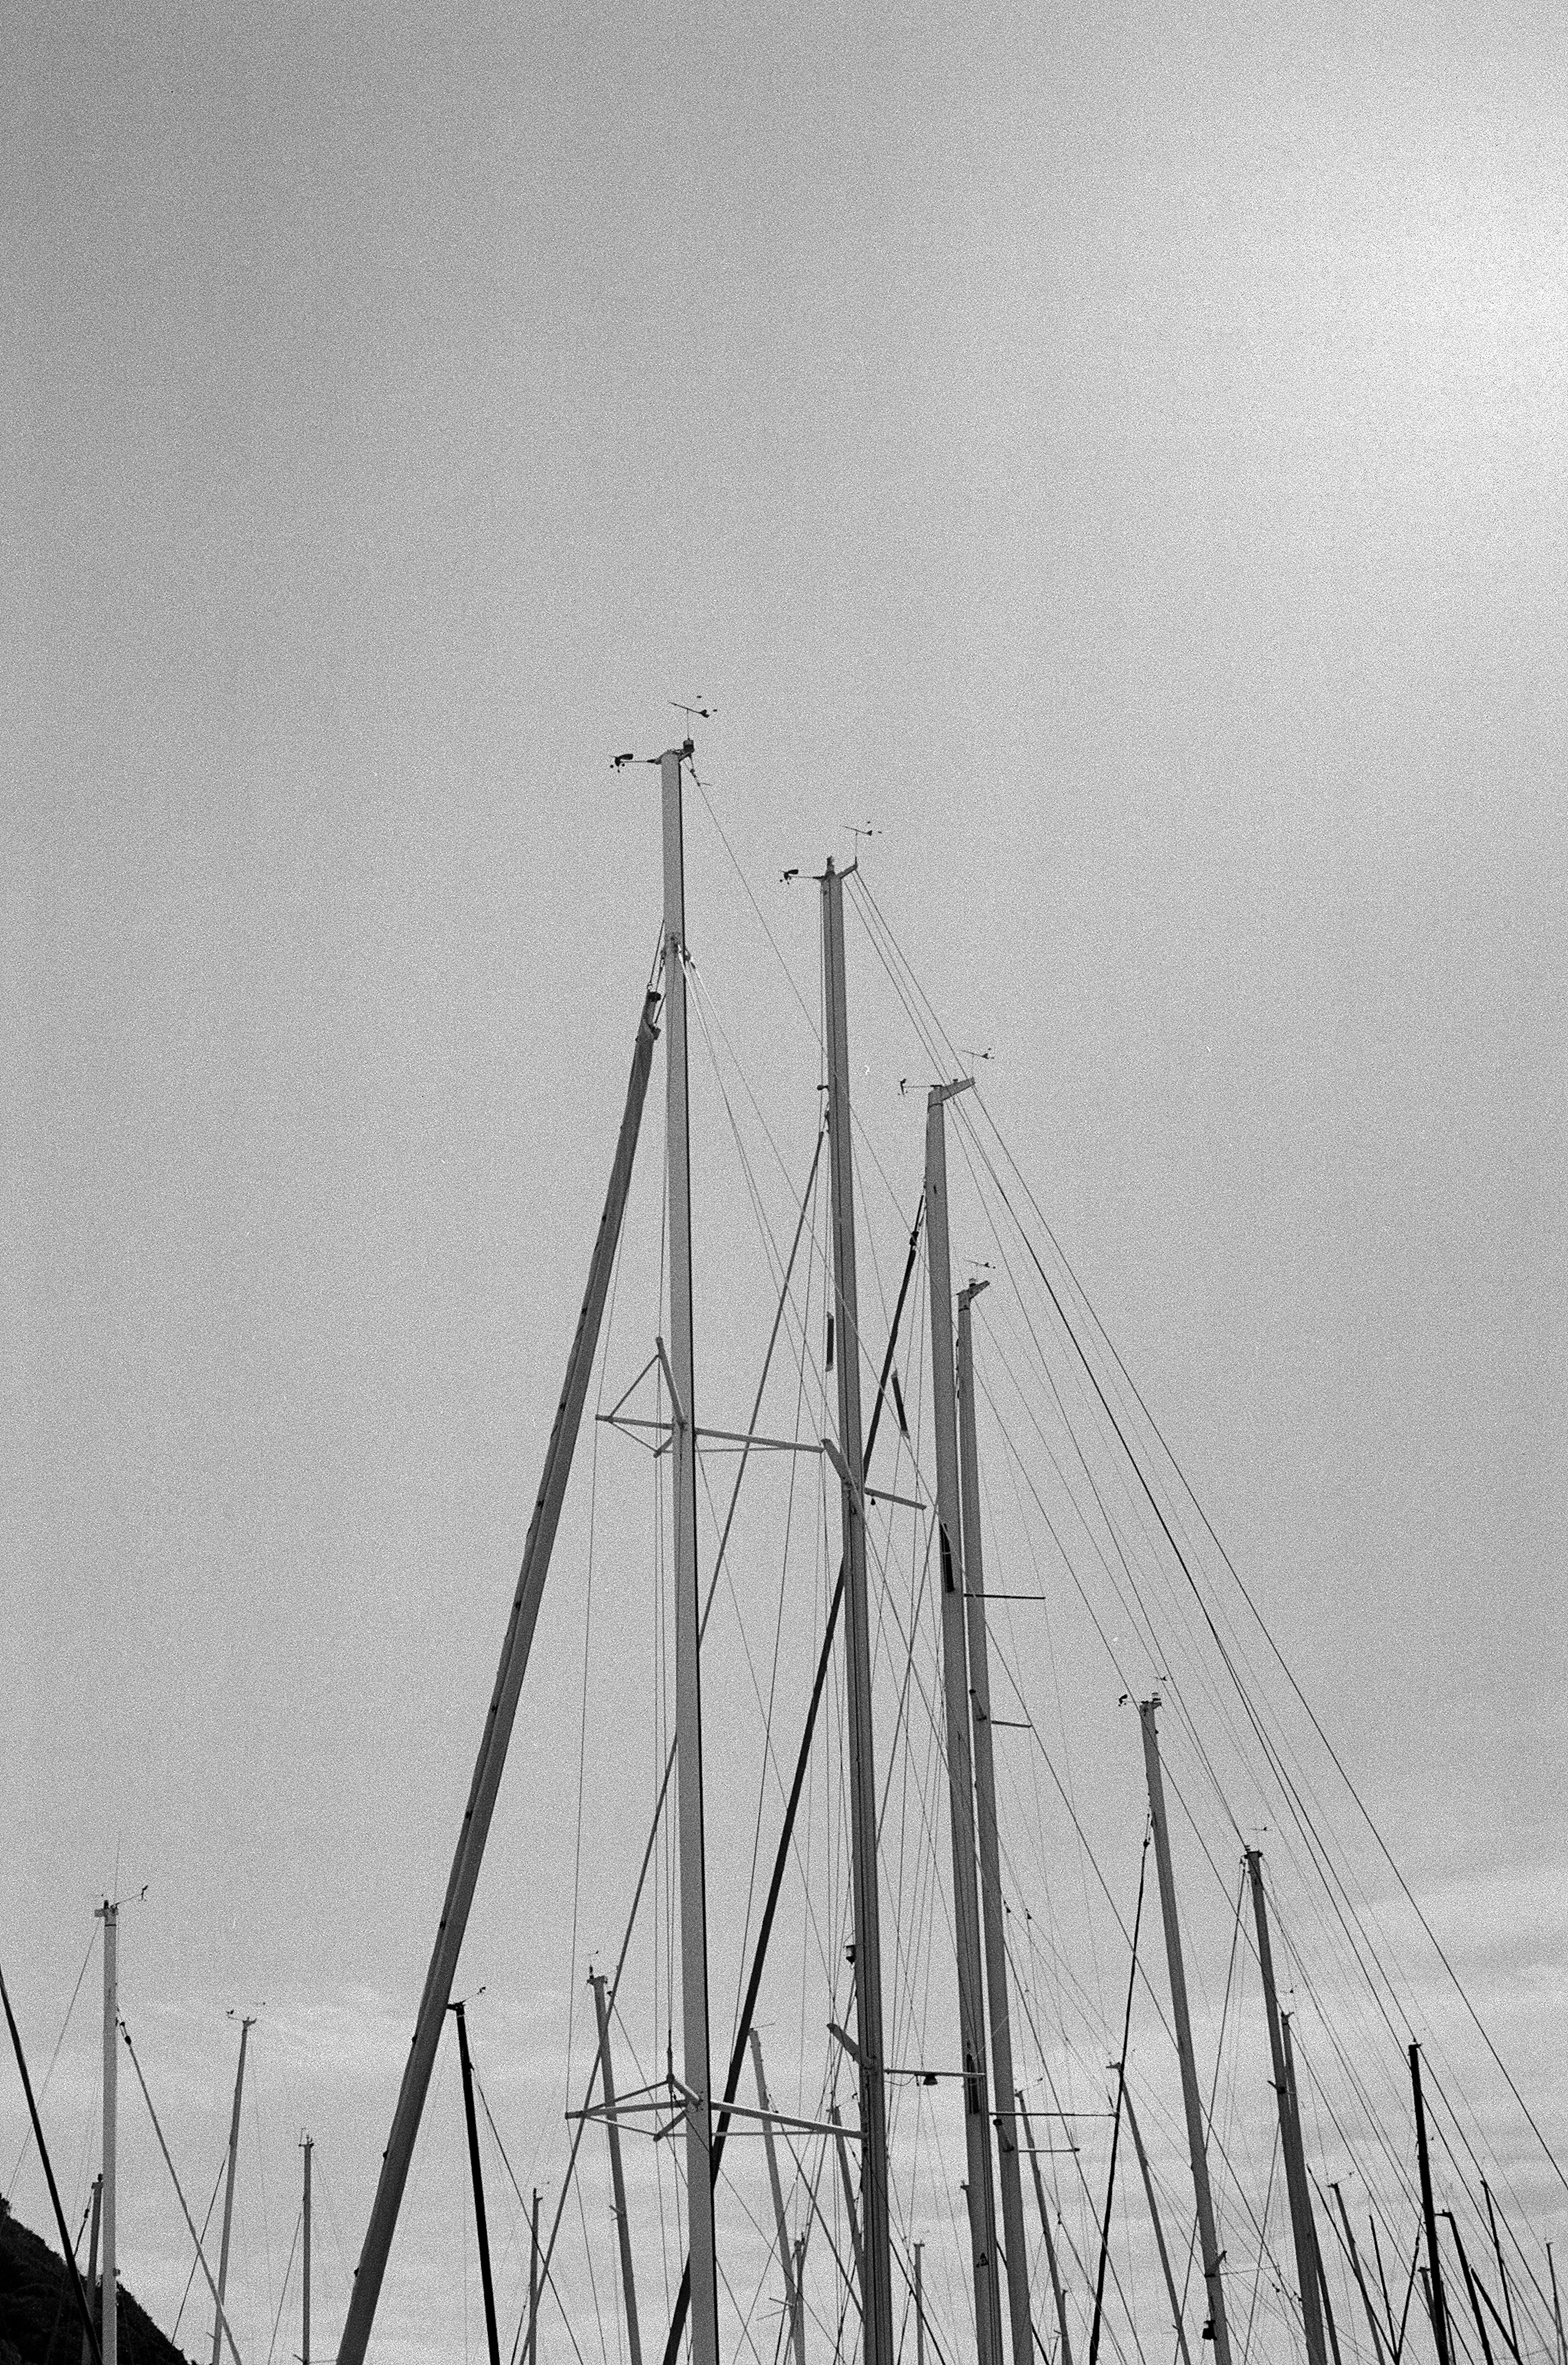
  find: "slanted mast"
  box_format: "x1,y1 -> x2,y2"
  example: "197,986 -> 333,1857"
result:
1247,1849 -> 1329,2365
335,972 -> 661,2365
450,2002 -> 502,2365
210,2015 -> 253,2365
1139,1700 -> 1233,2365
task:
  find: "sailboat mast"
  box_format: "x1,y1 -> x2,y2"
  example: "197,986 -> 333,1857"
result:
750,2033 -> 806,2365
820,855 -> 895,2365
1245,1850 -> 1327,2365
301,2137 -> 312,2365
1137,1701 -> 1232,2365
98,1902 -> 117,2365
211,2016 -> 254,2365
1410,2043 -> 1452,2365
529,2190 -> 541,2365
335,979 -> 659,2365
81,2175 -> 102,2365
1481,2182 -> 1520,2360
660,740 -> 720,2365
451,2003 -> 501,2365
1019,2099 -> 1074,2365
1329,2184 -> 1388,2365
1122,2086 -> 1194,2365
1282,2018 -> 1342,2365
956,1283 -> 1033,2365
591,1971 -> 644,2365
831,2104 -> 865,2297
924,1080 -> 1003,2365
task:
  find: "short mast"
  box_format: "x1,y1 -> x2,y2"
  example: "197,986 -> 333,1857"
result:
529,2190 -> 541,2365
820,855 -> 895,2365
956,1283 -> 1033,2365
925,1080 -> 1004,2365
301,2137 -> 313,2365
98,1902 -> 118,2365
1138,1701 -> 1232,2365
1410,2044 -> 1452,2365
1123,2087 -> 1193,2365
1281,2019 -> 1339,2365
451,2003 -> 501,2365
82,2176 -> 103,2365
1020,2099 -> 1074,2365
1245,1850 -> 1328,2365
211,2015 -> 254,2365
661,740 -> 720,2365
750,2033 -> 806,2365
591,1971 -> 644,2365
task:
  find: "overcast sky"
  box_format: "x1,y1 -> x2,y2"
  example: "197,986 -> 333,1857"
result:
5,5 -> 1566,2362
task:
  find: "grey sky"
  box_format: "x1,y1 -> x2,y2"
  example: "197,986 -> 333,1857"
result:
5,5 -> 1565,2361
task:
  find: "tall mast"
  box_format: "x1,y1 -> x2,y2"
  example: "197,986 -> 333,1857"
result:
1410,2045 -> 1452,2365
661,739 -> 719,2365
211,2016 -> 254,2365
956,1283 -> 1033,2365
336,980 -> 659,2365
301,2138 -> 313,2365
591,1971 -> 644,2365
98,1902 -> 117,2365
924,1080 -> 1003,2365
1245,1851 -> 1327,2365
820,855 -> 895,2365
1137,1701 -> 1232,2365
451,2003 -> 501,2365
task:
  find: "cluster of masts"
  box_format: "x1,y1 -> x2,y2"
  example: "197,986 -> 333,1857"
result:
7,741 -> 1562,2365
4,1904 -> 314,2365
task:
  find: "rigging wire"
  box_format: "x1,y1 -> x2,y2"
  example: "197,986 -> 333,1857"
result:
512,820 -> 1557,2365
172,2156 -> 229,2345
512,1122 -> 833,2365
844,866 -> 1562,2240
262,2211 -> 302,2365
4,1921 -> 97,2201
